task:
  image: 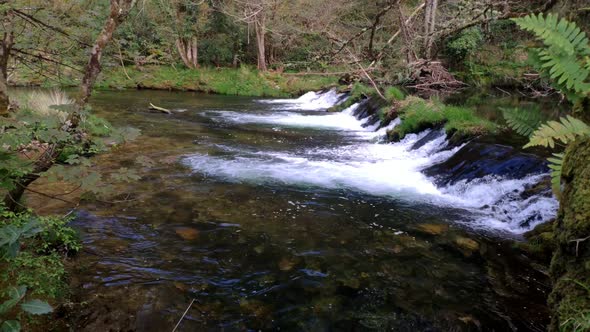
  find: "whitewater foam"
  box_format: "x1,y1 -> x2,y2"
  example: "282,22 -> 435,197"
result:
256,88 -> 346,110
186,91 -> 558,233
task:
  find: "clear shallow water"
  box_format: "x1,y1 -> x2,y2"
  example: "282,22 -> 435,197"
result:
47,89 -> 553,331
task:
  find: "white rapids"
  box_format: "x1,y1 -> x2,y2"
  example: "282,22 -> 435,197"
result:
256,88 -> 346,110
185,90 -> 558,234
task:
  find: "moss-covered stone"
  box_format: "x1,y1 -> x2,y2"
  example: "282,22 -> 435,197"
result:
386,96 -> 497,142
548,137 -> 590,331
519,220 -> 555,263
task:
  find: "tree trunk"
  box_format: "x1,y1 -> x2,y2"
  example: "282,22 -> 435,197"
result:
397,3 -> 417,64
548,137 -> 590,331
0,8 -> 14,116
254,10 -> 267,71
75,1 -> 134,113
423,0 -> 438,59
175,36 -> 198,69
3,0 -> 136,211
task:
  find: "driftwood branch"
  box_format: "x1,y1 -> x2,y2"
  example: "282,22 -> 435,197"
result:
149,103 -> 172,114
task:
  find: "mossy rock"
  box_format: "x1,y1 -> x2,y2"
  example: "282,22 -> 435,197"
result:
518,220 -> 556,263
548,137 -> 590,331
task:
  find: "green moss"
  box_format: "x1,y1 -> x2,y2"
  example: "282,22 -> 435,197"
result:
389,96 -> 497,140
377,106 -> 390,121
548,137 -> 590,331
519,220 -> 556,262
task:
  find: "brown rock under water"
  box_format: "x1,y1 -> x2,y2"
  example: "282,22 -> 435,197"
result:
175,227 -> 199,240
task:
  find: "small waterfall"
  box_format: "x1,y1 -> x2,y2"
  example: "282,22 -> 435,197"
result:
256,88 -> 347,110
186,90 -> 558,234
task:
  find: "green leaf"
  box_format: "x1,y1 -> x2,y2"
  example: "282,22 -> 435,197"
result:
0,298 -> 20,315
513,14 -> 590,99
0,320 -> 21,332
501,107 -> 543,137
19,220 -> 42,238
8,286 -> 27,301
525,116 -> 590,148
1,241 -> 20,259
20,300 -> 53,315
0,287 -> 25,314
548,153 -> 565,199
0,225 -> 20,246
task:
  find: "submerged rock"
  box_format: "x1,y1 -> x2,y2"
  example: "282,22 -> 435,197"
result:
351,97 -> 387,128
416,223 -> 449,235
454,236 -> 480,254
424,142 -> 548,186
175,227 -> 199,240
410,129 -> 446,150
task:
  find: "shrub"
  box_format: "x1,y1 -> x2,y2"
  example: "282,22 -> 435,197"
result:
445,27 -> 484,62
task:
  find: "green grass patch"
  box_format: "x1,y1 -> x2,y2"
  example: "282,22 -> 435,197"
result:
329,83 -> 405,112
390,96 -> 497,140
384,86 -> 405,103
95,65 -> 340,97
12,64 -> 340,97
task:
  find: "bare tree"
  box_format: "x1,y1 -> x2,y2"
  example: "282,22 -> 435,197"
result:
3,0 -> 137,211
423,0 -> 438,59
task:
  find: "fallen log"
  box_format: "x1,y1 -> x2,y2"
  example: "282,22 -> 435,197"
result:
149,103 -> 172,114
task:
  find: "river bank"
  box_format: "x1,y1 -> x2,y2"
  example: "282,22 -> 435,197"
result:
10,65 -> 341,98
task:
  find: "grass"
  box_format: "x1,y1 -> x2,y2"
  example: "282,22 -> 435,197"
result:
390,96 -> 498,140
96,65 -> 340,97
329,83 -> 406,112
12,64 -> 341,97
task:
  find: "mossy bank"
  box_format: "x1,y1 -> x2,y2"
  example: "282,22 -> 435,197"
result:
332,83 -> 499,143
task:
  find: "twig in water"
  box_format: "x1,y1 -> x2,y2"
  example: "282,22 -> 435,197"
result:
172,298 -> 196,332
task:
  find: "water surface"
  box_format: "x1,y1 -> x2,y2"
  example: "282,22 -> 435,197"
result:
54,90 -> 552,331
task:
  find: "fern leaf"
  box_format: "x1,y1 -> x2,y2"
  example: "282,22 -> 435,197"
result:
513,14 -> 590,98
525,116 -> 590,148
547,153 -> 564,198
513,14 -> 590,55
501,107 -> 543,137
538,49 -> 590,93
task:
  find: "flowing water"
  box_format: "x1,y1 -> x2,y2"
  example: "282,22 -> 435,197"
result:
40,89 -> 557,331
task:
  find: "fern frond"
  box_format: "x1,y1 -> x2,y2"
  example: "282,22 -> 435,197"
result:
547,152 -> 564,198
513,14 -> 590,56
501,107 -> 543,137
539,49 -> 590,93
525,116 -> 590,148
513,14 -> 590,98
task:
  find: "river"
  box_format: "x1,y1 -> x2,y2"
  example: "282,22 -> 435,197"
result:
38,89 -> 556,331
